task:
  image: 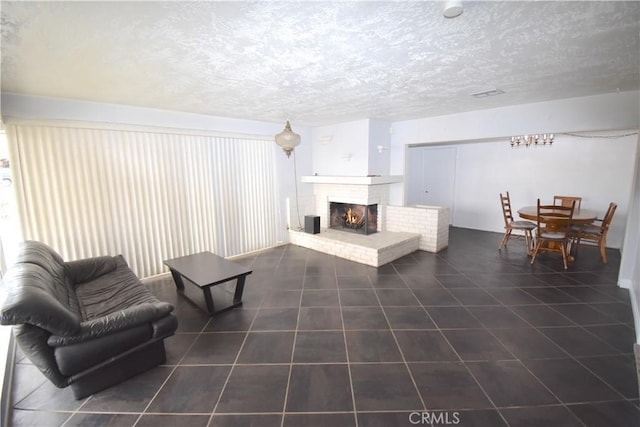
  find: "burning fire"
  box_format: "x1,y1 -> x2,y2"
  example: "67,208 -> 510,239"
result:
345,207 -> 360,224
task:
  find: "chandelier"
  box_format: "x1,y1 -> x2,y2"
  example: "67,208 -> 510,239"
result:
510,134 -> 554,147
275,120 -> 301,158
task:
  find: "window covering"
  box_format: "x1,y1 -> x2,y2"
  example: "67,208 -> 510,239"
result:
5,122 -> 278,277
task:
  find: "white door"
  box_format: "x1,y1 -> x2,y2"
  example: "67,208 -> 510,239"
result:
406,148 -> 425,206
405,146 -> 457,224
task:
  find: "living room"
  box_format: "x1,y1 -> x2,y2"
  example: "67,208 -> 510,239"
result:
1,1 -> 640,426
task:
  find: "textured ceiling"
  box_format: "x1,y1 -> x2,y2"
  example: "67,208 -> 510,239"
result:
1,1 -> 639,126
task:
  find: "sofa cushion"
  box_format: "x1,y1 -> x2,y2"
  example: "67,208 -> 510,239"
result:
75,255 -> 160,320
54,324 -> 153,376
47,302 -> 174,346
0,263 -> 81,336
65,256 -> 118,285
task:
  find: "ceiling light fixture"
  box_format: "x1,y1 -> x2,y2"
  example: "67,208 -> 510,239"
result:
510,134 -> 554,148
443,1 -> 463,18
275,120 -> 301,158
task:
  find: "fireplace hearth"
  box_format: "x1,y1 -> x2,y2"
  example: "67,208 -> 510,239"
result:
329,202 -> 378,235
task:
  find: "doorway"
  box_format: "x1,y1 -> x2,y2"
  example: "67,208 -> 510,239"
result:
405,146 -> 457,224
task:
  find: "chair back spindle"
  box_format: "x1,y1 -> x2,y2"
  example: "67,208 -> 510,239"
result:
498,192 -> 536,254
500,192 -> 515,226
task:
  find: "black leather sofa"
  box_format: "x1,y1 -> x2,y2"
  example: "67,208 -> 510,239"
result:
0,241 -> 178,399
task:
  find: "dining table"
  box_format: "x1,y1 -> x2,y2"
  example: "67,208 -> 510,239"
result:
517,206 -> 598,225
517,205 -> 598,261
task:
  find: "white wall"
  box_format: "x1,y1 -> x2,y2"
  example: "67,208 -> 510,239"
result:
311,118 -> 393,177
1,93 -> 289,136
391,91 -> 639,146
389,91 -> 640,246
389,91 -> 640,204
430,134 -> 636,248
368,119 -> 391,176
618,136 -> 640,341
311,119 -> 370,176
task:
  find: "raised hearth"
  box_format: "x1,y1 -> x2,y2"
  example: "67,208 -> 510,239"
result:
295,174 -> 448,266
289,229 -> 420,267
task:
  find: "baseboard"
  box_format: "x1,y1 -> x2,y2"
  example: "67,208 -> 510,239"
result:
1,333 -> 16,427
635,344 -> 640,401
618,278 -> 633,289
629,285 -> 640,347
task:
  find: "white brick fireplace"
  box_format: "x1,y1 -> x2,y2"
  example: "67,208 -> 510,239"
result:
289,175 -> 449,266
302,175 -> 399,232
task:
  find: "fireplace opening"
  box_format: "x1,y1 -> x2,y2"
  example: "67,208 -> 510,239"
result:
329,202 -> 378,235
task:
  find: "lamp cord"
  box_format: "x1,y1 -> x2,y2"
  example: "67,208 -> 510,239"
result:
292,150 -> 303,231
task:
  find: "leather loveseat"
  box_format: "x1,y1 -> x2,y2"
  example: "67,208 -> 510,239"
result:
0,240 -> 178,399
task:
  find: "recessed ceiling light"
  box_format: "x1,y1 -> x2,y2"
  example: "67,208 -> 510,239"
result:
470,89 -> 505,98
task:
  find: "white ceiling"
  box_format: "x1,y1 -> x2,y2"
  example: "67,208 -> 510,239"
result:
1,1 -> 639,127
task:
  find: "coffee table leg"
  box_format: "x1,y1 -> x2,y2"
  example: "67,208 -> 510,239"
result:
169,269 -> 185,290
203,287 -> 216,314
233,275 -> 247,305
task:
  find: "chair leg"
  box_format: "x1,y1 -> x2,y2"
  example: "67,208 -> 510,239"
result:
560,242 -> 568,270
499,229 -> 511,250
599,239 -> 607,263
573,237 -> 580,257
524,230 -> 534,255
530,240 -> 541,264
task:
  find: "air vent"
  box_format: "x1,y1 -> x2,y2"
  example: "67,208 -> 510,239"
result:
471,89 -> 505,98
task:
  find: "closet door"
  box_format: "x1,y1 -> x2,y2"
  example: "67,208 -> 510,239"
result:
406,146 -> 456,224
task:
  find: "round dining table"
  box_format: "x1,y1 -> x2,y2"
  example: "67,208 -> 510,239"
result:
517,206 -> 598,224
517,206 -> 598,262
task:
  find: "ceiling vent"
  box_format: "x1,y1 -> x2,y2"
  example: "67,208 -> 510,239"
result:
471,89 -> 505,98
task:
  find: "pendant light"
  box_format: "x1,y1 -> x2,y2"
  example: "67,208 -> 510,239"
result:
275,120 -> 301,158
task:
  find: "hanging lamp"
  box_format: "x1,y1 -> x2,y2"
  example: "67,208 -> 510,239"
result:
275,120 -> 301,158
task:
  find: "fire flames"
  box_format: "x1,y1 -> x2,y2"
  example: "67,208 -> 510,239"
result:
345,207 -> 360,225
329,202 -> 376,234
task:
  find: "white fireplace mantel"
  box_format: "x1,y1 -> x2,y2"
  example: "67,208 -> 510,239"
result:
301,175 -> 403,185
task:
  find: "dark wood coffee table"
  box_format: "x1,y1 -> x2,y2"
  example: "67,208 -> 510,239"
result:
164,251 -> 252,315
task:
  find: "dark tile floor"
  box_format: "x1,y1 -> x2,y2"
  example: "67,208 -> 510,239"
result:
8,227 -> 640,426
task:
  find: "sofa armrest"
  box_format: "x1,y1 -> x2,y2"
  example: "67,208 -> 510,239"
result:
0,263 -> 81,336
47,302 -> 174,347
64,256 -> 118,285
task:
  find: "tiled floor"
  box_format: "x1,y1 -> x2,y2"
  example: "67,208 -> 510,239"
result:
8,227 -> 640,426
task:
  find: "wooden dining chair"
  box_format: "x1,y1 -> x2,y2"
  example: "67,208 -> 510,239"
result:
554,195 -> 582,210
571,202 -> 617,263
499,192 -> 536,254
530,199 -> 575,269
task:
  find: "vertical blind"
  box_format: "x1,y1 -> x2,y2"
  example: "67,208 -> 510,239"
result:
5,121 -> 279,277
